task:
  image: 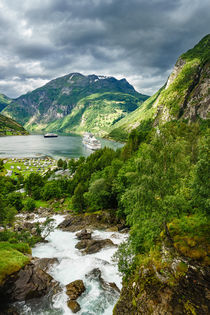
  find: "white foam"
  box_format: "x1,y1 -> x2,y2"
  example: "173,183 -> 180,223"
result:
30,215 -> 127,314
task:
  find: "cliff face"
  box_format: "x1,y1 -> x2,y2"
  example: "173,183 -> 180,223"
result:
114,251 -> 210,315
155,35 -> 210,124
109,34 -> 210,140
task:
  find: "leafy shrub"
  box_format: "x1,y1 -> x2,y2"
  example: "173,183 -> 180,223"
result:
42,181 -> 62,200
7,192 -> 23,211
24,197 -> 36,212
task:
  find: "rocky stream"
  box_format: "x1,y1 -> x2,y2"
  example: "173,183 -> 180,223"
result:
1,213 -> 127,315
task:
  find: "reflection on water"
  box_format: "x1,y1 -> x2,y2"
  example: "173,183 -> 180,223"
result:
0,135 -> 123,159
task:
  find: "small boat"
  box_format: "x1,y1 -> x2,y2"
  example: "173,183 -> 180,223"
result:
82,132 -> 101,150
44,133 -> 58,138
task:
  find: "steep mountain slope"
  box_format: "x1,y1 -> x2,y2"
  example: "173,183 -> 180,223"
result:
0,114 -> 28,136
0,94 -> 11,112
3,73 -> 148,136
109,34 -> 210,140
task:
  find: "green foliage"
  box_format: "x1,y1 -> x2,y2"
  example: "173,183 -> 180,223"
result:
71,182 -> 87,213
7,192 -> 23,212
0,93 -> 11,112
0,159 -> 4,171
34,217 -> 55,239
3,72 -> 149,135
0,242 -> 30,284
109,87 -> 163,140
121,119 -> 153,160
113,240 -> 136,278
84,178 -> 110,211
192,133 -> 210,214
42,181 -> 62,200
181,34 -> 210,64
158,59 -> 200,116
0,113 -> 28,136
24,173 -> 45,199
118,122 -> 207,253
68,157 -> 85,174
57,158 -> 64,168
24,197 -> 36,212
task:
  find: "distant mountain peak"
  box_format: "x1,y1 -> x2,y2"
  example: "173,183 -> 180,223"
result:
2,72 -> 149,136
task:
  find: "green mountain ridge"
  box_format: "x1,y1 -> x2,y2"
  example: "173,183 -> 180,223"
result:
109,34 -> 210,140
0,114 -> 28,136
3,73 -> 148,136
0,94 -> 12,112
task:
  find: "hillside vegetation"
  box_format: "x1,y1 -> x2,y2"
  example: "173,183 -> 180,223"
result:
0,94 -> 11,112
3,73 -> 148,136
109,34 -> 210,140
0,114 -> 28,136
0,35 -> 209,314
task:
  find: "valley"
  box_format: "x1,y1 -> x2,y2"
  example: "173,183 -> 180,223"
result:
0,35 -> 209,315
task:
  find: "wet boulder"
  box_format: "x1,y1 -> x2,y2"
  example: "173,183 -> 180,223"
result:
32,257 -> 59,272
75,238 -> 116,254
66,280 -> 86,300
67,300 -> 81,313
66,280 -> 85,313
76,229 -> 92,240
0,262 -> 60,306
85,268 -> 120,294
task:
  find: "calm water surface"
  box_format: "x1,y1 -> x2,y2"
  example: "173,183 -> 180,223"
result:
0,135 -> 123,159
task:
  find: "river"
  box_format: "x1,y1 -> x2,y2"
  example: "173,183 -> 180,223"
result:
0,135 -> 123,159
16,215 -> 127,315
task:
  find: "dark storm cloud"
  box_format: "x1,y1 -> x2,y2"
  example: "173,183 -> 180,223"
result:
0,0 -> 209,98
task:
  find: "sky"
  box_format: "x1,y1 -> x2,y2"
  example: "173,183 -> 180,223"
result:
0,0 -> 209,98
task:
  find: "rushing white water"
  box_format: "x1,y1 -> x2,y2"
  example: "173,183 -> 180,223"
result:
18,215 -> 127,315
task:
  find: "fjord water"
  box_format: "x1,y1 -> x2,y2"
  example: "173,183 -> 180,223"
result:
17,215 -> 127,315
0,135 -> 123,159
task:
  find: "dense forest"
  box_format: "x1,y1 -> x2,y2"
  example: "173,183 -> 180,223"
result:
0,118 -> 209,281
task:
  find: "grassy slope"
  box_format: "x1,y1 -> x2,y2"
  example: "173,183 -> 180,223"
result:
26,92 -> 147,136
108,87 -> 164,141
0,242 -> 30,285
156,34 -> 210,118
109,34 -> 210,141
0,94 -> 11,112
0,114 -> 28,136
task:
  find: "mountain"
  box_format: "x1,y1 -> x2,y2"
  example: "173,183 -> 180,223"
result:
3,73 -> 149,136
109,34 -> 210,140
0,114 -> 28,136
0,94 -> 11,112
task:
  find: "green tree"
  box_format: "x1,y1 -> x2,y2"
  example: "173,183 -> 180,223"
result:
7,192 -> 23,212
42,181 -> 62,200
192,134 -> 210,214
84,178 -> 110,211
71,182 -> 87,213
121,126 -> 191,252
24,173 -> 45,199
57,158 -> 64,168
24,197 -> 36,212
0,194 -> 17,227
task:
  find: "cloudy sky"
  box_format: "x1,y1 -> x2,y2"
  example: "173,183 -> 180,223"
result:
0,0 -> 209,98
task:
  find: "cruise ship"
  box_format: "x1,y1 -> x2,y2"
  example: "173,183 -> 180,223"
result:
44,133 -> 58,138
82,132 -> 101,150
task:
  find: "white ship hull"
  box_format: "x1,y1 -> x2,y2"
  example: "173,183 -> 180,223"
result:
82,132 -> 101,150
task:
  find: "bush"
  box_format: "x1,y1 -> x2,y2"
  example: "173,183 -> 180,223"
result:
42,181 -> 62,200
57,158 -> 63,168
7,192 -> 23,212
24,198 -> 36,212
25,173 -> 45,199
